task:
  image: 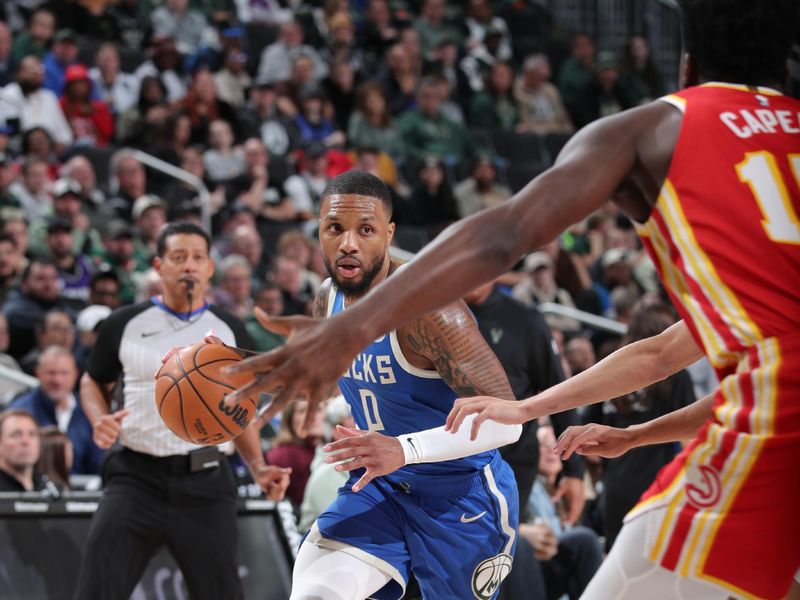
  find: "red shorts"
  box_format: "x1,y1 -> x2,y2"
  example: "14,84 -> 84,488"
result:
626,334 -> 800,600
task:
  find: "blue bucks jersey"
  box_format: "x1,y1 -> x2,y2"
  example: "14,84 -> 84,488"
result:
329,286 -> 496,477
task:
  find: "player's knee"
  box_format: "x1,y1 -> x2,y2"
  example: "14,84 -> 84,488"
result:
289,581 -> 346,600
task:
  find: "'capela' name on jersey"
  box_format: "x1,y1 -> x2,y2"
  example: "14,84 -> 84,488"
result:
342,351 -> 397,385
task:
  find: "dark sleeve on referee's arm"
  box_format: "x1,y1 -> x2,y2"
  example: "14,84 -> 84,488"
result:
210,307 -> 253,350
529,309 -> 585,479
86,308 -> 128,384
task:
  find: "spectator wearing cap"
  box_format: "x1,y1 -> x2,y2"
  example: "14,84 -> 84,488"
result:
0,21 -> 14,87
88,270 -> 121,310
2,258 -> 69,360
11,346 -> 103,475
294,88 -> 344,148
257,20 -> 328,86
98,220 -> 137,305
43,29 -> 81,97
454,155 -> 512,218
131,195 -> 167,271
59,64 -> 115,147
571,50 -> 635,129
151,0 -> 213,56
40,218 -> 95,309
134,38 -> 187,103
203,119 -> 245,184
236,78 -> 298,158
469,61 -> 519,130
464,0 -> 513,63
19,308 -> 76,375
10,8 -> 55,62
459,23 -> 507,93
514,54 -> 574,135
0,56 -> 73,149
0,410 -> 44,492
397,76 -> 471,162
89,43 -> 139,114
8,158 -> 52,223
28,178 -> 104,260
558,33 -> 596,116
513,252 -> 581,333
214,47 -> 252,109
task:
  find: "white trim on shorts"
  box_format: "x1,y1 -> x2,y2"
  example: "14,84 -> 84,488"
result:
306,522 -> 407,597
483,463 -> 516,555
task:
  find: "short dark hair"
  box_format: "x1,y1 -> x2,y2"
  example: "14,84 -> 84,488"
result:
679,0 -> 798,85
155,222 -> 212,257
21,257 -> 56,283
321,170 -> 393,219
89,269 -> 119,289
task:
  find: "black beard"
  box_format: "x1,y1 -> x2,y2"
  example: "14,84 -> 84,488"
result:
323,253 -> 385,299
19,81 -> 41,95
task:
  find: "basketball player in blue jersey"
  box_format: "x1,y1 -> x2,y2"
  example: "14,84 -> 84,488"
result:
251,171 -> 522,600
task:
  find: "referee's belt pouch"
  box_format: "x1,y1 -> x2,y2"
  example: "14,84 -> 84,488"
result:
189,447 -> 222,473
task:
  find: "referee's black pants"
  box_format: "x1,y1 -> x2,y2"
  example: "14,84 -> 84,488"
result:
73,447 -> 243,600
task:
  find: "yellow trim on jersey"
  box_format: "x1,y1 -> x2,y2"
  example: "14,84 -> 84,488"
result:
700,573 -> 763,600
700,82 -> 784,96
658,180 -> 763,348
639,217 -> 732,368
660,94 -> 687,112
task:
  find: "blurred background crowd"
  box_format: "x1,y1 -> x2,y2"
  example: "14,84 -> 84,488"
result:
0,1 -> 797,597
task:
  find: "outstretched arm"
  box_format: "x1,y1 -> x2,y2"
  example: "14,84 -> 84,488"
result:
324,302 -> 522,491
446,320 -> 704,439
554,392 -> 716,460
224,102 -> 677,432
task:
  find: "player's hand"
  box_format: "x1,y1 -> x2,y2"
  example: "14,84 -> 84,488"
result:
551,476 -> 585,526
159,332 -> 225,368
555,424 -> 635,460
445,396 -> 529,441
222,309 -> 365,433
323,426 -> 405,492
252,464 -> 292,501
92,409 -> 129,449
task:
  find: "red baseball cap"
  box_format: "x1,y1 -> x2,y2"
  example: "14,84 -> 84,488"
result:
64,64 -> 90,84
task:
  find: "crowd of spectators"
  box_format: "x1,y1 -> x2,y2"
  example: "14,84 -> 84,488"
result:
4,1 -> 792,598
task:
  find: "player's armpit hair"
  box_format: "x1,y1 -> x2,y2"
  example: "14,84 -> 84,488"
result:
401,417 -> 522,465
404,303 -> 515,401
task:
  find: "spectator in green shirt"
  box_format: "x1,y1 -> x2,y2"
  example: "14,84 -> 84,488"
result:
11,8 -> 56,62
397,76 -> 471,162
557,32 -> 596,118
469,61 -> 519,130
245,282 -> 286,352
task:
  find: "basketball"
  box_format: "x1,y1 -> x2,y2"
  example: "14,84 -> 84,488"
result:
155,342 -> 258,445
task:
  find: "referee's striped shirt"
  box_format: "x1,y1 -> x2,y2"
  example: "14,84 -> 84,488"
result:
87,298 -> 251,457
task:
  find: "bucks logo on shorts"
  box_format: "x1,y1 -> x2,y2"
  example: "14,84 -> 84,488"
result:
471,553 -> 513,599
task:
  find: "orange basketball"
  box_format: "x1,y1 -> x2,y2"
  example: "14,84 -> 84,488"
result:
155,342 -> 258,445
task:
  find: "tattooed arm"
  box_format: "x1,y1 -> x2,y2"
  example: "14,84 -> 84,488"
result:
324,302 -> 521,491
402,301 -> 516,400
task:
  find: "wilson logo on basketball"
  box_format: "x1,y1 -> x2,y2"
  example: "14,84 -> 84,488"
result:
471,553 -> 513,600
218,397 -> 250,429
685,464 -> 722,508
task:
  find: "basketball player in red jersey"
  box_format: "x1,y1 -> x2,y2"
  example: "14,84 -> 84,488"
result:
225,2 -> 799,597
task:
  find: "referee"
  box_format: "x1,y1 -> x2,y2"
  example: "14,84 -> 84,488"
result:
74,222 -> 290,600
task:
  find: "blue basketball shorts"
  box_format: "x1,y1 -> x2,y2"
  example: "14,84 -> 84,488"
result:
305,452 -> 519,600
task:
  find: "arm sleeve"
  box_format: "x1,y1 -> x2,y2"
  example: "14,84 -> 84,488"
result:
401,416 -> 522,465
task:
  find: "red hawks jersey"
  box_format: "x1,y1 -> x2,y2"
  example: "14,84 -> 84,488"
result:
630,84 -> 800,600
